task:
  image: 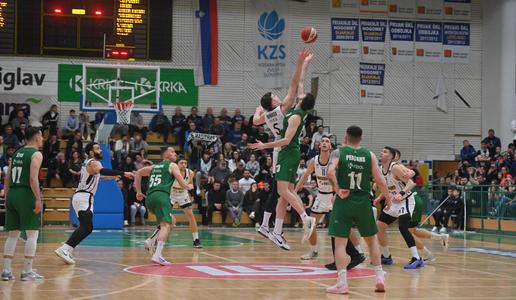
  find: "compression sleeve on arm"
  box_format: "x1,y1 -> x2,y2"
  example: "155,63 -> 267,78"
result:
99,168 -> 125,176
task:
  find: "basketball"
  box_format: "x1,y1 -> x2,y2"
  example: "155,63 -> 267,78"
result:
301,26 -> 317,44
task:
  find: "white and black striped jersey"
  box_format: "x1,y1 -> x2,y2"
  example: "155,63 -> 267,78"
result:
76,158 -> 101,195
264,106 -> 285,140
171,168 -> 191,199
383,162 -> 406,196
314,154 -> 333,193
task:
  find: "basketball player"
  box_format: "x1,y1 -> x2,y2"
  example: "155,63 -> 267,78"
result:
134,147 -> 193,265
375,146 -> 426,269
55,142 -> 134,265
2,127 -> 44,281
252,48 -> 315,249
295,136 -> 365,269
326,126 -> 390,294
145,156 -> 202,253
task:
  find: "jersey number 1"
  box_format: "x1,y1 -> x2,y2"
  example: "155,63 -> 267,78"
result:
348,171 -> 362,189
11,166 -> 23,184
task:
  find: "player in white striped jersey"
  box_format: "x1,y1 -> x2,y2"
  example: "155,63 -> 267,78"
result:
55,142 -> 134,265
252,49 -> 315,250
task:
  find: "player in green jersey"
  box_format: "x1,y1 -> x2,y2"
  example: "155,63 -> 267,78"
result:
249,56 -> 317,245
326,126 -> 391,295
2,127 -> 44,281
134,147 -> 192,265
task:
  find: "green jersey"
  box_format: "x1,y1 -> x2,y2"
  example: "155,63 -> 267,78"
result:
147,160 -> 175,195
280,107 -> 307,152
10,147 -> 38,189
336,146 -> 372,197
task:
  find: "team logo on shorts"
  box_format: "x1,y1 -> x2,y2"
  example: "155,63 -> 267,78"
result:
124,262 -> 374,280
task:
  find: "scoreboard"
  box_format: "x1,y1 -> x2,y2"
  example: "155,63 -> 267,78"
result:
0,0 -> 172,60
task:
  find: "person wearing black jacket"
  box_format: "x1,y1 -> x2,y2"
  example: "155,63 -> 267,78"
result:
42,105 -> 59,136
206,181 -> 227,225
432,187 -> 463,233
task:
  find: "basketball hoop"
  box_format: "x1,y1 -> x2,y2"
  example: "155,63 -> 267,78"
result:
113,101 -> 134,124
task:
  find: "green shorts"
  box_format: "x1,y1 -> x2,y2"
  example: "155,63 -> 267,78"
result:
147,191 -> 173,224
329,194 -> 377,238
275,149 -> 300,184
5,187 -> 40,231
409,195 -> 423,228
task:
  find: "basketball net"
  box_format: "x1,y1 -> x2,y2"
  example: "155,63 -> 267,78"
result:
113,101 -> 134,124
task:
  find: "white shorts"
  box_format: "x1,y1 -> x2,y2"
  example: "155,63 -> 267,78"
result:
311,192 -> 334,214
72,192 -> 94,216
272,147 -> 280,174
170,189 -> 192,208
383,195 -> 415,218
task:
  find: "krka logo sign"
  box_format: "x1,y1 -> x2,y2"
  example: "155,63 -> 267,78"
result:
257,10 -> 286,60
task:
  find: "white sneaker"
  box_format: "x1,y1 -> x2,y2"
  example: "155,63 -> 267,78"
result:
439,227 -> 447,234
423,253 -> 436,264
152,256 -> 172,266
302,216 -> 316,244
441,233 -> 449,251
249,212 -> 255,219
300,250 -> 318,260
257,226 -> 270,239
20,271 -> 44,281
124,220 -> 129,226
268,231 -> 291,251
54,247 -> 76,265
432,226 -> 439,233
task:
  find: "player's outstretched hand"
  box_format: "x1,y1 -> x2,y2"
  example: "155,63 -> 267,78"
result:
248,141 -> 265,151
187,184 -> 194,191
136,192 -> 146,201
383,194 -> 392,210
304,50 -> 314,63
373,196 -> 383,206
337,189 -> 350,199
33,200 -> 42,214
123,172 -> 134,180
255,105 -> 264,116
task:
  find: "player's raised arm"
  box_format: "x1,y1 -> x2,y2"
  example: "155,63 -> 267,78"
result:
87,160 -> 134,180
281,49 -> 312,115
295,158 -> 315,193
30,152 -> 43,214
371,152 -> 391,208
249,115 -> 301,150
253,105 -> 266,126
169,163 -> 193,191
296,52 -> 314,101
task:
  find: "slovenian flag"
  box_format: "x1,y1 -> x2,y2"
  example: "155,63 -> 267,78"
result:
195,0 -> 218,86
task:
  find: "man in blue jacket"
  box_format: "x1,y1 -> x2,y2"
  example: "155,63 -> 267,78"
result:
460,140 -> 477,166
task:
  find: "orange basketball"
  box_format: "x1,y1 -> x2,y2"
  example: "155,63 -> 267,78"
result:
301,26 -> 317,44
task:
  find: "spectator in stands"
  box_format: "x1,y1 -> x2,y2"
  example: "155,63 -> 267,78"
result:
236,133 -> 249,153
63,109 -> 79,137
10,109 -> 29,130
8,104 -> 26,123
114,134 -> 130,166
66,130 -> 83,159
222,142 -> 233,159
68,150 -> 83,187
0,181 -> 4,198
129,111 -> 148,140
305,121 -> 317,139
460,140 -> 477,166
171,107 -> 186,136
242,118 -> 256,139
196,151 -> 214,195
476,142 -> 491,162
255,126 -> 269,143
307,141 -> 319,159
226,121 -> 243,145
131,199 -> 147,226
310,126 -> 326,149
0,136 -> 5,157
203,107 -> 215,130
300,136 -> 311,159
46,152 -> 69,187
239,169 -> 256,194
186,107 -> 203,131
482,129 -> 502,158
93,112 -> 104,131
243,183 -> 259,221
226,180 -> 244,227
251,181 -> 271,226
14,122 -> 26,145
232,161 -> 245,181
209,159 -> 231,189
0,147 -> 14,170
2,125 -> 20,148
134,153 -> 145,170
232,108 -> 245,126
41,134 -> 58,166
209,117 -> 225,138
206,181 -> 227,225
432,187 -> 459,233
42,104 -> 59,136
129,134 -> 148,157
245,153 -> 260,177
121,155 -> 136,190
296,159 -> 310,187
289,186 -> 313,227
494,181 -> 516,218
255,155 -> 273,183
78,112 -> 91,140
219,108 -> 232,131
409,160 -> 424,185
228,151 -> 245,172
183,121 -> 199,150
149,112 -> 172,143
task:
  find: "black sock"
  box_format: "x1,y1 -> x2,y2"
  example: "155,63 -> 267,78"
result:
346,239 -> 360,258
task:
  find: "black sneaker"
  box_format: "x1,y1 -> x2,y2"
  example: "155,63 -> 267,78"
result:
347,254 -> 366,270
325,262 -> 337,270
193,239 -> 203,249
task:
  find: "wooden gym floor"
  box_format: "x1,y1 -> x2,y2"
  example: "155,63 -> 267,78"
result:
0,226 -> 514,300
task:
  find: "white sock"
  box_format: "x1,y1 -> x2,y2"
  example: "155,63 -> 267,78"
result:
261,212 -> 272,228
431,232 -> 441,240
356,244 -> 364,254
3,258 -> 12,273
23,259 -> 33,273
273,218 -> 284,235
154,241 -> 165,257
423,246 -> 432,257
310,244 -> 317,252
381,246 -> 390,257
374,265 -> 384,277
192,232 -> 199,240
337,269 -> 348,286
63,243 -> 74,251
300,212 -> 308,220
410,246 -> 420,259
